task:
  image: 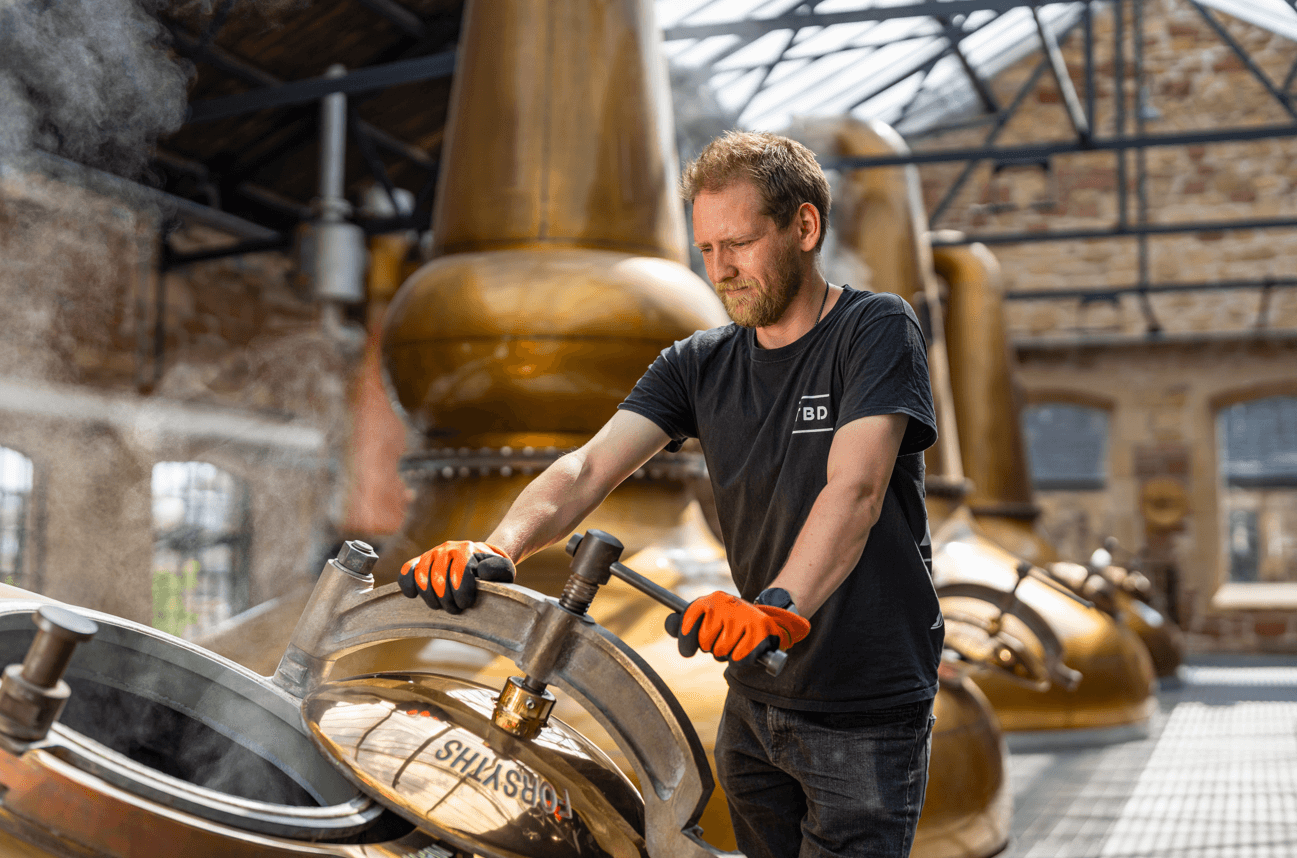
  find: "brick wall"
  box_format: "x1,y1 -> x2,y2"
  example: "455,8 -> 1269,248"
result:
907,0 -> 1297,651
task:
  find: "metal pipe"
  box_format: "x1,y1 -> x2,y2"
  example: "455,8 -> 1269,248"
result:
319,65 -> 348,217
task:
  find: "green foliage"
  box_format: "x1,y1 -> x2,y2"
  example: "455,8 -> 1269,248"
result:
153,559 -> 199,637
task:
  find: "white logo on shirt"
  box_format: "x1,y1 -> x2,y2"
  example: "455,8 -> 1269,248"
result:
792,394 -> 834,435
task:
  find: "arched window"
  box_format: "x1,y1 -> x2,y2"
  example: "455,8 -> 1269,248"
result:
151,462 -> 251,639
1022,403 -> 1110,490
1217,396 -> 1297,583
0,448 -> 34,590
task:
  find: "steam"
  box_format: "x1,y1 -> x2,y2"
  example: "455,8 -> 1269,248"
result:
0,0 -> 191,178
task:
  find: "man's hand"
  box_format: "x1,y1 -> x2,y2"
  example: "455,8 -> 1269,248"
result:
398,541 -> 515,614
664,591 -> 810,668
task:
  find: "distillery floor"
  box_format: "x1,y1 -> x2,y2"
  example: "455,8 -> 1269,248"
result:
999,655 -> 1297,858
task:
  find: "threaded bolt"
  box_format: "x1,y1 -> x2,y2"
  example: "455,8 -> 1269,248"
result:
558,576 -> 600,616
335,540 -> 378,577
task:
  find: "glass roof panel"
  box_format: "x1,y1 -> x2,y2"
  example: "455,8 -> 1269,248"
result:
1198,0 -> 1297,43
658,0 -> 1091,134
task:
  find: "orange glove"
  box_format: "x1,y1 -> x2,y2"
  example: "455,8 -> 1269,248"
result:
398,541 -> 515,614
664,591 -> 811,668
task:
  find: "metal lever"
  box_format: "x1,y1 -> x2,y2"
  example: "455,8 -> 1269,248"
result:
274,541 -> 743,857
567,531 -> 787,677
1029,564 -> 1096,610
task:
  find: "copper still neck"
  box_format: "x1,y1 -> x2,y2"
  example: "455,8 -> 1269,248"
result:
932,240 -> 1038,517
431,0 -> 687,261
376,0 -> 726,582
825,119 -> 967,510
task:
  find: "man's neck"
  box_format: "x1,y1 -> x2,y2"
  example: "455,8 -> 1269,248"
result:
754,274 -> 835,350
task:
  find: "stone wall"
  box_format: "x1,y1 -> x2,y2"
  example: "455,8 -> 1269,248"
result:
908,0 -> 1297,651
0,164 -> 353,628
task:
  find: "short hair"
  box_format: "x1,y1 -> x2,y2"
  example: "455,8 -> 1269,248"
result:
680,131 -> 832,251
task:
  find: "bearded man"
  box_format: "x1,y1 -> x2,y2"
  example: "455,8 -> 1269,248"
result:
399,131 -> 943,858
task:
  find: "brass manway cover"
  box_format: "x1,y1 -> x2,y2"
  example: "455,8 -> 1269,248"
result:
305,672 -> 646,858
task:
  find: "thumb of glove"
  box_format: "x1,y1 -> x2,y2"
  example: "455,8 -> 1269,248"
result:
474,553 -> 515,583
663,611 -> 700,658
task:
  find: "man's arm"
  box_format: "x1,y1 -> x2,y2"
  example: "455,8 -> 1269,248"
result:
487,409 -> 672,565
766,412 -> 909,617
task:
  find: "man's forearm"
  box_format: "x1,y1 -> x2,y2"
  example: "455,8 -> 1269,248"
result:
485,451 -> 610,565
768,478 -> 883,618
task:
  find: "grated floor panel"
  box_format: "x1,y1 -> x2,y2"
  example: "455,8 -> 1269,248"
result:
998,656 -> 1297,858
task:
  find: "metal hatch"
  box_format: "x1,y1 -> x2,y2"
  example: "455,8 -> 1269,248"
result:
303,671 -> 646,858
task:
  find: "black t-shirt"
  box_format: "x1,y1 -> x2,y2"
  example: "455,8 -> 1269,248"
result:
619,286 -> 943,712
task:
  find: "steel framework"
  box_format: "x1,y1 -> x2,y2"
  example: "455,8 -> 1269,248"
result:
154,0 -> 1297,335
660,0 -> 1297,333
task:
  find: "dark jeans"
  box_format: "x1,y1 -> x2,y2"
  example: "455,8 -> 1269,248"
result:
715,693 -> 935,858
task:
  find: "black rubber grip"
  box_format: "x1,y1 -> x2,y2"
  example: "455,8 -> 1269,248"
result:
612,561 -> 786,677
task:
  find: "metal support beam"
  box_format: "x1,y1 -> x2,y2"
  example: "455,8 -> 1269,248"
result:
848,43 -> 949,112
714,31 -> 941,72
794,11 -> 1002,118
187,51 -> 457,124
734,28 -> 798,121
662,1 -> 1070,41
1083,1 -> 1095,133
827,121 -> 1297,168
166,25 -> 439,170
942,17 -> 1001,113
165,24 -> 279,87
930,55 -> 1053,223
1132,0 -> 1160,333
1006,277 -> 1297,301
199,0 -> 237,49
895,57 -> 942,125
1113,0 -> 1128,228
930,215 -> 1297,245
349,107 -> 400,211
1033,6 -> 1090,141
354,0 -> 429,40
1189,0 -> 1297,122
1284,54 -> 1297,93
161,235 -> 293,270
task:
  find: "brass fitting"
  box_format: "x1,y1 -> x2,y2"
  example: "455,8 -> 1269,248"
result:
492,675 -> 556,739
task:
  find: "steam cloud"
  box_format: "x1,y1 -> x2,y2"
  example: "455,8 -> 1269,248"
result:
0,0 -> 191,178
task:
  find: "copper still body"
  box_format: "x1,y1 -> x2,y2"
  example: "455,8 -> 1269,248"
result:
931,240 -> 1184,680
0,4 -> 1040,858
826,118 -> 1159,742
369,1 -> 1014,856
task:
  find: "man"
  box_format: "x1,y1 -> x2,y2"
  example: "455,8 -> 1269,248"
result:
399,131 -> 943,858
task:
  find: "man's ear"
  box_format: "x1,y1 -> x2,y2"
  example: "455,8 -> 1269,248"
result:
796,202 -> 821,252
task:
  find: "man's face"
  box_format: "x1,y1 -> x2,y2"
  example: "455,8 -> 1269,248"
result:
692,181 -> 804,328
